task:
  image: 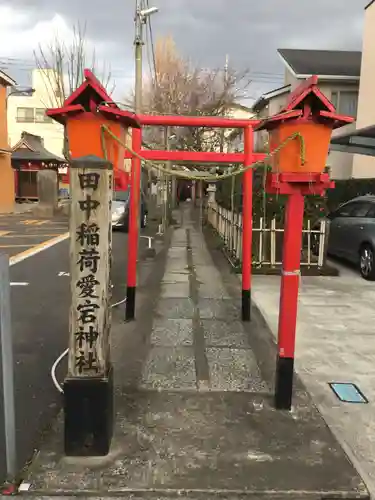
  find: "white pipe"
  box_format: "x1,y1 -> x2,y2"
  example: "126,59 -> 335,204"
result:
140,235 -> 153,249
50,297 -> 127,394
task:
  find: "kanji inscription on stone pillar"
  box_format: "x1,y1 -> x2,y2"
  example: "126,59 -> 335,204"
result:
69,156 -> 113,378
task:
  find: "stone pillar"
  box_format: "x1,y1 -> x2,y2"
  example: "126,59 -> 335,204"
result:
191,180 -> 196,205
171,174 -> 177,209
64,155 -> 113,456
33,170 -> 58,218
207,183 -> 217,204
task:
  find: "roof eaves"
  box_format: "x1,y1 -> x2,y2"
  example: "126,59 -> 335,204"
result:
296,74 -> 360,81
251,96 -> 267,113
262,84 -> 291,99
11,139 -> 35,153
251,85 -> 291,113
0,70 -> 16,87
277,50 -> 298,78
12,150 -> 66,162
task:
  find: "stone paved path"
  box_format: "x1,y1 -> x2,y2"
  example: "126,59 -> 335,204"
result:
19,205 -> 368,499
141,210 -> 267,394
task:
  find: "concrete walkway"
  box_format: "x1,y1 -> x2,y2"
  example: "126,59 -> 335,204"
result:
19,206 -> 367,499
252,262 -> 375,498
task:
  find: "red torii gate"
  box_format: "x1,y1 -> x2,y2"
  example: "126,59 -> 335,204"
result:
124,115 -> 266,322
44,69 -> 264,325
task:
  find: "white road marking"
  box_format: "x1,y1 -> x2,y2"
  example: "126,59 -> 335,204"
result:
21,220 -> 48,226
10,232 -> 69,266
58,271 -> 70,276
10,282 -> 29,286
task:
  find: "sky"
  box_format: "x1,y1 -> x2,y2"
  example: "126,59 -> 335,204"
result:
0,0 -> 369,103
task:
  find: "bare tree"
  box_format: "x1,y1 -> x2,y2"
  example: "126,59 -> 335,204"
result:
142,36 -> 252,157
34,22 -> 114,158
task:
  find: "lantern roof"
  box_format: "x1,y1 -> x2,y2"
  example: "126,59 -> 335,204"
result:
46,69 -> 140,129
255,75 -> 354,131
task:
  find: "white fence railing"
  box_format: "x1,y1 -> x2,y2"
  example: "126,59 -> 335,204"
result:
205,203 -> 328,268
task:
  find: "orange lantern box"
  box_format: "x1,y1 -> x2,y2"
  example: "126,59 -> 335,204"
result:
255,76 -> 354,174
46,69 -> 140,177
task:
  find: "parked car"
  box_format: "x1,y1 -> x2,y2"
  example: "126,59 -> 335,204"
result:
317,195 -> 375,280
111,189 -> 148,231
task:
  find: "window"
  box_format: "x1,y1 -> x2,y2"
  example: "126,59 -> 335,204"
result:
17,107 -> 52,124
17,107 -> 34,123
331,91 -> 358,117
366,204 -> 375,218
349,202 -> 372,217
331,92 -> 338,109
334,201 -> 372,218
35,108 -> 52,123
334,203 -> 356,218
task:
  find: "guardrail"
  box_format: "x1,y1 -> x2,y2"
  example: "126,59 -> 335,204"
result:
205,202 -> 328,268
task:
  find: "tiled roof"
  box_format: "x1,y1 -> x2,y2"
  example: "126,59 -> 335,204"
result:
12,132 -> 65,163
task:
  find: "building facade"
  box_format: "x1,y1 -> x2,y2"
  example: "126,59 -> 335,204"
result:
0,69 -> 17,211
252,48 -> 361,179
11,132 -> 67,200
351,1 -> 375,178
7,69 -> 64,158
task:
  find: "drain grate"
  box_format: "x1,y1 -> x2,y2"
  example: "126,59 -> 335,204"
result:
329,382 -> 368,404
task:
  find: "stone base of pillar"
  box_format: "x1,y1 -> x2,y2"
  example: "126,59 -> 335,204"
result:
63,365 -> 114,456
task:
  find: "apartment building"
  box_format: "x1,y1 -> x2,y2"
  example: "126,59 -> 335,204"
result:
7,69 -> 64,158
252,48 -> 361,178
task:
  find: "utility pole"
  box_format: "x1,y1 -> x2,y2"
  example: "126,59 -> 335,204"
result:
219,54 -> 229,154
134,1 -> 159,198
134,0 -> 143,115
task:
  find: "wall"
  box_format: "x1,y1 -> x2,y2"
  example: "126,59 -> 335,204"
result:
352,2 -> 375,178
329,122 -> 356,179
284,69 -> 299,88
7,69 -> 64,157
0,86 -> 7,150
254,92 -> 290,152
0,85 -> 15,211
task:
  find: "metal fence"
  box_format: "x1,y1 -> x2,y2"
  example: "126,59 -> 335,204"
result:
205,203 -> 328,268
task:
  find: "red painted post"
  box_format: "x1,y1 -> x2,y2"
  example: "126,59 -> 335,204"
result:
241,126 -> 253,322
125,127 -> 142,321
275,191 -> 305,410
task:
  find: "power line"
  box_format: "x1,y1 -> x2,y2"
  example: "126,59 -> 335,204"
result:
146,0 -> 157,83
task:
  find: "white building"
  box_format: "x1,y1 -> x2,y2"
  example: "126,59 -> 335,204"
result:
7,69 -> 64,158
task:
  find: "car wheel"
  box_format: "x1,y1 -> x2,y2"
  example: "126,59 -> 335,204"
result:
359,244 -> 375,280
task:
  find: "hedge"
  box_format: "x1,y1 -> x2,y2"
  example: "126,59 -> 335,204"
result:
215,168 -> 326,225
215,171 -> 375,225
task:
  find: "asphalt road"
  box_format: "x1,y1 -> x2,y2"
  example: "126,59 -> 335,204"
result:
0,213 -> 69,258
0,221 -> 154,485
